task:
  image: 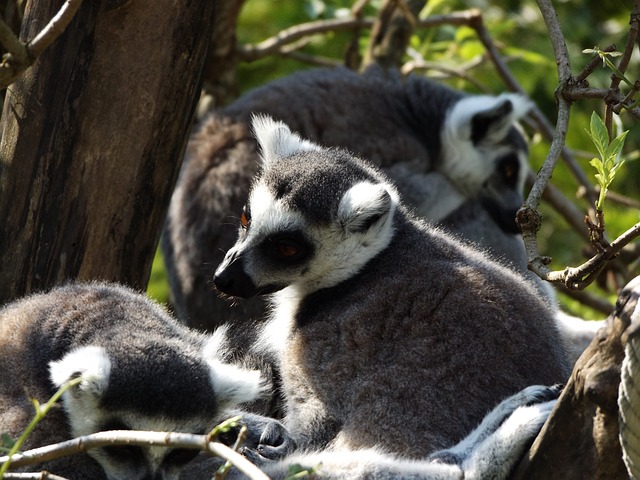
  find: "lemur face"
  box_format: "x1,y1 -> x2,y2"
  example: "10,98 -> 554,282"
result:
49,327 -> 263,480
213,116 -> 399,299
440,94 -> 530,234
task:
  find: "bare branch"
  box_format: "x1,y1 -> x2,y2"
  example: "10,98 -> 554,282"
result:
401,57 -> 487,90
238,10 -> 490,63
563,85 -> 640,119
26,0 -> 84,58
3,473 -> 69,480
545,221 -> 640,289
574,44 -> 616,84
0,0 -> 84,89
239,17 -> 373,62
0,17 -> 28,64
517,0 -> 576,282
0,431 -> 268,480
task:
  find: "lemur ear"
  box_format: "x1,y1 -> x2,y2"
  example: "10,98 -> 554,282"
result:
251,114 -> 322,166
446,94 -> 532,146
49,345 -> 111,399
202,326 -> 266,409
338,182 -> 395,233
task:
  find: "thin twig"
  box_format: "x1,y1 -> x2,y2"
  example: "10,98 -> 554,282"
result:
238,10 -> 489,62
3,473 -> 69,480
546,221 -> 640,289
401,57 -> 487,90
0,17 -> 28,64
562,86 -> 640,118
0,431 -> 268,480
517,0 -> 575,281
26,0 -> 85,58
0,0 -> 84,89
574,44 -> 616,84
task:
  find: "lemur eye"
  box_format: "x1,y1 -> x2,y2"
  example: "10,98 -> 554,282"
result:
261,231 -> 313,265
277,241 -> 299,258
497,154 -> 520,187
240,206 -> 251,229
503,163 -> 516,179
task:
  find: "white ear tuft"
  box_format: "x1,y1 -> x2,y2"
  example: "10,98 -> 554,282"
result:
338,182 -> 396,233
251,114 -> 322,166
49,346 -> 111,398
203,327 -> 266,409
446,94 -> 533,145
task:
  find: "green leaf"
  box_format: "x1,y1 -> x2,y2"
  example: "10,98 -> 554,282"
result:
587,112 -> 609,160
605,130 -> 628,164
589,158 -> 605,177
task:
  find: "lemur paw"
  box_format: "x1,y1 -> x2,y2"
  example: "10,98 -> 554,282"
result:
238,413 -> 297,465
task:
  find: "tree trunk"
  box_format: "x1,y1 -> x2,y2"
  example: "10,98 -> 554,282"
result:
0,0 -> 215,304
513,281 -> 639,479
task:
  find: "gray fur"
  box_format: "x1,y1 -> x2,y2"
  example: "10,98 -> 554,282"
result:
162,67 -> 532,331
0,282 -> 265,480
255,386 -> 560,480
213,117 -> 570,468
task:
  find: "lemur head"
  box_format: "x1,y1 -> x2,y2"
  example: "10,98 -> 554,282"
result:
214,115 -> 400,299
440,93 -> 532,233
49,327 -> 263,480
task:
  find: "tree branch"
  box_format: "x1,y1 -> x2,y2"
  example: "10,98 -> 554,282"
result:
0,431 -> 268,480
3,473 -> 69,480
0,0 -> 84,89
238,10 -> 491,63
546,221 -> 640,289
26,0 -> 84,58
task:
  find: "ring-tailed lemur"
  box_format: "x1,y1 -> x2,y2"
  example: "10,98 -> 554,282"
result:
0,282 -> 267,480
162,67 -> 534,333
213,116 -> 570,461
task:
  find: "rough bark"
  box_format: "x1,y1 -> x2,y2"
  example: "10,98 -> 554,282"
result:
0,0 -> 216,304
361,0 -> 427,70
513,282 -> 640,479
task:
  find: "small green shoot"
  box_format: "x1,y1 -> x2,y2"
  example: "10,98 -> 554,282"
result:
583,47 -> 633,87
0,376 -> 83,477
208,416 -> 245,480
208,415 -> 242,441
584,112 -> 628,211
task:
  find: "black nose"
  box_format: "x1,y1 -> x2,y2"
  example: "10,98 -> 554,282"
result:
213,256 -> 259,299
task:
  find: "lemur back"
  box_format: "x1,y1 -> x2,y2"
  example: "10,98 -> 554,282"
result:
214,116 -> 570,456
163,67 -> 533,331
0,282 -> 264,480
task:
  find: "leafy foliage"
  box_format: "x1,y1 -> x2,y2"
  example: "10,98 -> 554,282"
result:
586,112 -> 628,211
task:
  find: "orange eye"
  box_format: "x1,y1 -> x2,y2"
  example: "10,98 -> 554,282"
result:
240,207 -> 251,229
277,242 -> 299,257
